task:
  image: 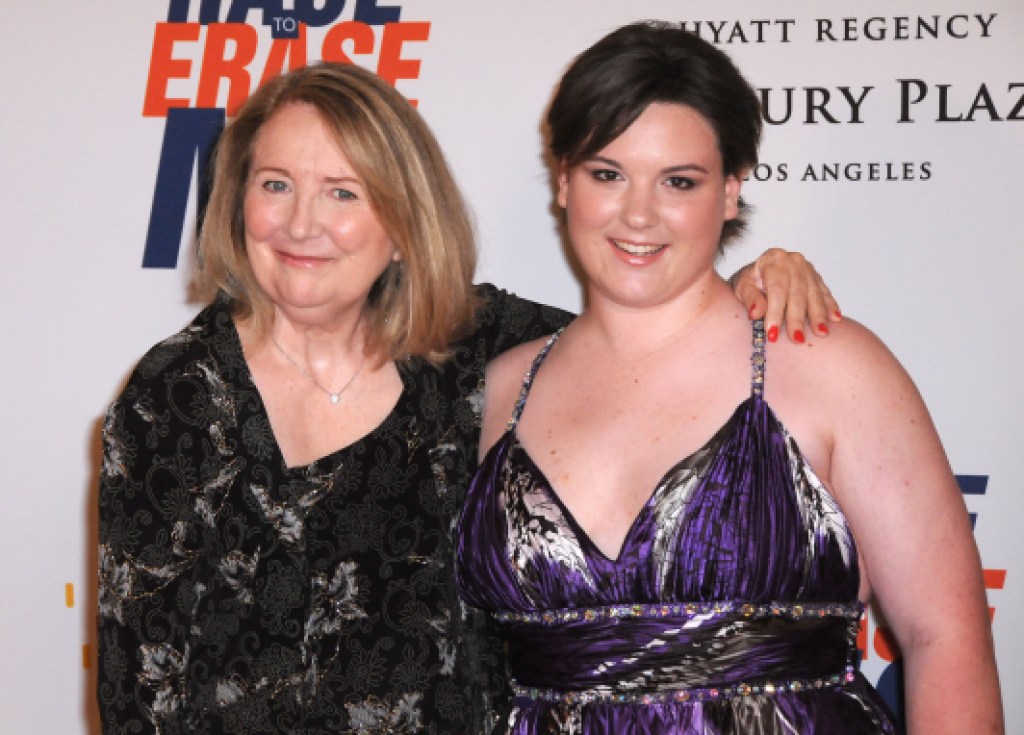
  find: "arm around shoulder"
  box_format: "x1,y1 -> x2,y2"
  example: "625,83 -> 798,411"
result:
471,283 -> 574,362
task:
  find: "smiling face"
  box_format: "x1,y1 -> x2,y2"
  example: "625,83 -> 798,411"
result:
558,102 -> 742,312
243,102 -> 398,329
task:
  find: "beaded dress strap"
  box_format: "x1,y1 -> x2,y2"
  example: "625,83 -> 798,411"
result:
751,319 -> 766,398
507,329 -> 565,430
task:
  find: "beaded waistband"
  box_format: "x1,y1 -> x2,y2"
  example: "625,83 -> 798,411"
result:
511,665 -> 858,705
495,600 -> 864,626
499,600 -> 863,701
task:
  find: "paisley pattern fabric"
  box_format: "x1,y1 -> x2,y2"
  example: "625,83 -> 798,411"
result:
97,285 -> 570,735
456,324 -> 901,734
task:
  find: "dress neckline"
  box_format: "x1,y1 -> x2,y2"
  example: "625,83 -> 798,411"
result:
506,396 -> 758,564
498,320 -> 768,564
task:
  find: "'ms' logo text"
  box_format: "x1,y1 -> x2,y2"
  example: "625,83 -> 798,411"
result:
142,0 -> 426,268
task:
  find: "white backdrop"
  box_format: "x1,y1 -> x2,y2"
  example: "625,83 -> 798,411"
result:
0,1 -> 1020,732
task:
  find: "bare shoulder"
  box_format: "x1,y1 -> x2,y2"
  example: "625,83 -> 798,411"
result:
487,335 -> 552,387
763,317 -> 931,480
479,335 -> 554,456
769,317 -> 914,396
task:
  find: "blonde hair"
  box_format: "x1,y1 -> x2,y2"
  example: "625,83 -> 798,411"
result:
195,62 -> 479,364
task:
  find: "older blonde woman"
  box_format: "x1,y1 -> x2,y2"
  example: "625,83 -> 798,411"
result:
99,62 -> 840,734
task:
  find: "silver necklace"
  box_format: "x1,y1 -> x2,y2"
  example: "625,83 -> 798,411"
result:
270,336 -> 366,405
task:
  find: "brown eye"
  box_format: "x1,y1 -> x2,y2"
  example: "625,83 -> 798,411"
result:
591,169 -> 621,182
665,176 -> 695,189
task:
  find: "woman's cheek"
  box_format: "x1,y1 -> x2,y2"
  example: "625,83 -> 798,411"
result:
244,199 -> 282,241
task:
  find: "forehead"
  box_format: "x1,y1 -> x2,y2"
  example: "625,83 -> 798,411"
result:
596,103 -> 721,163
251,103 -> 351,167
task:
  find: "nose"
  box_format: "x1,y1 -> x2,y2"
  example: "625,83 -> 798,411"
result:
621,186 -> 658,229
286,192 -> 322,240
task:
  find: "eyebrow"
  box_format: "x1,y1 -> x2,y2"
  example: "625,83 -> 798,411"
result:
587,155 -> 710,175
323,176 -> 362,186
251,166 -> 362,184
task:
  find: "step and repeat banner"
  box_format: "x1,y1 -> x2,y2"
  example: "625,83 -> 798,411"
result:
0,1 -> 1020,731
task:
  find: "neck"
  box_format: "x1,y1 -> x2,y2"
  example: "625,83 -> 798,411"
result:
268,304 -> 366,360
251,306 -> 371,401
578,273 -> 735,359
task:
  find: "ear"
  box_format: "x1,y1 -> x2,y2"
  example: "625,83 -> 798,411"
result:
723,172 -> 744,221
556,160 -> 570,209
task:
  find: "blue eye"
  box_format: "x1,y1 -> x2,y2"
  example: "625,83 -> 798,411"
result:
261,180 -> 288,193
331,188 -> 357,201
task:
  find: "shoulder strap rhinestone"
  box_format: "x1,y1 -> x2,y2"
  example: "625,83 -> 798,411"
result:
751,319 -> 766,398
508,328 -> 565,430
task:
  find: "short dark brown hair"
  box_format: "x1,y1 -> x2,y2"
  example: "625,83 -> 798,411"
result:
547,21 -> 762,246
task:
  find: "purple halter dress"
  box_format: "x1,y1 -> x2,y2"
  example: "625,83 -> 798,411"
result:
456,322 -> 900,734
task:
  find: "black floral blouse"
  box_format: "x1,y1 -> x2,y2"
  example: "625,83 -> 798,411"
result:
97,284 -> 571,734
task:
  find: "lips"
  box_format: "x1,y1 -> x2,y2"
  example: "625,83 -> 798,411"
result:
611,239 -> 667,257
276,251 -> 332,267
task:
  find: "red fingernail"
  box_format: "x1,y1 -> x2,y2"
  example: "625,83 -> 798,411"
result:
818,323 -> 829,335
834,309 -> 842,320
767,325 -> 779,343
794,329 -> 805,343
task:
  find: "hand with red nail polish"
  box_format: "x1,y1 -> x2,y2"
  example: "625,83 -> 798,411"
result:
730,249 -> 843,342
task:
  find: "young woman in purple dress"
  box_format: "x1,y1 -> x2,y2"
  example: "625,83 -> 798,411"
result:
457,22 -> 1002,734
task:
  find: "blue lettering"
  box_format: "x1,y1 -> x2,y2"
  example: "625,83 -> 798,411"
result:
354,0 -> 401,24
168,0 -> 401,27
875,660 -> 906,726
142,108 -> 225,269
226,0 -> 284,26
167,0 -> 224,24
956,474 -> 988,529
292,0 -> 348,27
955,475 -> 989,495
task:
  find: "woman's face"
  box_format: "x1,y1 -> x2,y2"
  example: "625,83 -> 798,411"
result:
243,102 -> 398,328
558,102 -> 741,312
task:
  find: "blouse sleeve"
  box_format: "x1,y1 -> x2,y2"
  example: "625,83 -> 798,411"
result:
97,343 -> 238,734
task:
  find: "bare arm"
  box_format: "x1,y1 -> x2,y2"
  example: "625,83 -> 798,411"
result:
823,324 -> 1002,734
730,248 -> 841,343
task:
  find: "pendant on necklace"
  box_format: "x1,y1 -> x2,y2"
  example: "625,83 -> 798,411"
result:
330,393 -> 341,404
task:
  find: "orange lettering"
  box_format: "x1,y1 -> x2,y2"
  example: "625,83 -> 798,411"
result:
261,23 -> 309,87
321,21 -> 376,65
197,23 -> 259,115
984,568 -> 1006,621
983,569 -> 1007,588
144,22 -> 201,117
377,21 -> 430,87
873,626 -> 901,663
